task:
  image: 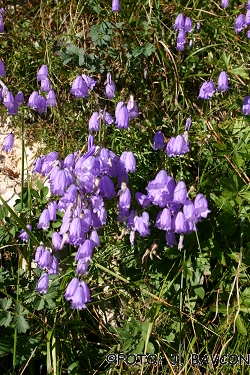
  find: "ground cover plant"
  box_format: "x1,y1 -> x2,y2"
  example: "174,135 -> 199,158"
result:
1,0 -> 250,374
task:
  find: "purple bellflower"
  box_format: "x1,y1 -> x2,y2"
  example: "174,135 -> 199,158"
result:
82,74 -> 97,90
174,13 -> 185,30
89,112 -> 100,131
112,0 -> 120,12
70,281 -> 91,310
176,30 -> 186,51
46,90 -> 57,107
120,151 -> 136,173
0,17 -> 4,33
197,22 -> 201,32
36,273 -> 49,294
127,96 -> 139,120
40,77 -> 51,92
242,96 -> 250,115
18,225 -> 32,243
218,71 -> 229,92
27,91 -> 39,110
198,81 -> 215,100
105,73 -> 115,98
3,91 -> 15,110
234,14 -> 245,34
153,131 -> 165,150
37,65 -> 48,81
221,0 -> 229,8
184,17 -> 193,33
15,91 -> 24,106
166,135 -> 189,157
185,117 -> 191,131
2,133 -> 14,152
115,102 -> 129,129
70,76 -> 88,98
0,60 -> 5,76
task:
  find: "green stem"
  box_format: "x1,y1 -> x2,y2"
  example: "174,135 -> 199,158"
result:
179,249 -> 186,367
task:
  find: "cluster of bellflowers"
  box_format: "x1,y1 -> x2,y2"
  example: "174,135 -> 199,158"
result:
0,8 -> 5,32
173,13 -> 200,51
234,1 -> 250,38
26,135 -> 137,310
70,72 -> 139,130
123,170 -> 210,250
153,118 -> 191,158
198,71 -> 229,100
0,60 -> 25,115
28,65 -> 57,113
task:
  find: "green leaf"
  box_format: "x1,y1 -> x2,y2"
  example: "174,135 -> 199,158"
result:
146,342 -> 155,354
229,66 -> 248,80
132,43 -> 155,58
13,315 -> 30,333
34,297 -> 45,311
0,311 -> 12,327
0,298 -> 12,310
123,338 -> 133,351
135,339 -> 144,353
236,314 -> 247,335
194,286 -> 205,299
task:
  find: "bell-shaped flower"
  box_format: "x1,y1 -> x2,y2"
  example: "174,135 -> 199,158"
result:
27,91 -> 39,110
75,239 -> 94,261
166,135 -> 189,157
37,95 -> 47,114
173,181 -> 188,204
135,192 -> 151,208
218,71 -> 229,92
36,273 -> 49,294
38,248 -> 51,269
40,77 -> 51,92
155,208 -> 172,231
99,175 -> 116,199
105,72 -> 115,98
197,22 -> 201,32
127,96 -> 139,120
115,103 -> 129,129
118,185 -> 131,211
185,117 -> 191,131
89,112 -> 100,131
112,0 -> 120,11
176,29 -> 186,51
120,151 -> 136,172
82,74 -> 97,90
174,13 -> 185,30
3,91 -> 15,109
46,90 -> 57,107
0,17 -> 4,33
51,169 -> 67,195
37,209 -> 51,230
247,0 -> 250,10
52,232 -> 62,250
0,60 -> 5,76
194,193 -> 211,220
69,217 -> 85,246
37,64 -> 49,81
183,199 -> 197,222
77,259 -> 89,275
70,75 -> 88,98
2,133 -> 14,152
70,281 -> 91,310
18,224 -> 32,243
89,230 -> 100,247
64,277 -> 79,301
102,110 -> 114,125
198,81 -> 215,100
184,17 -> 193,33
165,230 -> 177,247
173,212 -> 188,234
153,131 -> 165,150
15,91 -> 24,106
234,14 -> 245,34
221,0 -> 229,8
48,256 -> 59,274
34,245 -> 45,263
242,96 -> 250,115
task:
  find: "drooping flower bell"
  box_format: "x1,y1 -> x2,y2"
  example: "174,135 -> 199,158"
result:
176,30 -> 186,51
0,16 -> 4,33
0,59 -> 5,76
166,135 -> 189,157
37,65 -> 49,81
184,17 -> 193,33
105,73 -> 115,98
27,91 -> 39,110
194,194 -> 211,220
185,117 -> 191,131
36,273 -> 49,294
153,131 -> 165,150
40,77 -> 51,92
89,112 -> 100,131
2,133 -> 14,152
70,281 -> 91,310
18,224 -> 32,243
112,0 -> 120,12
82,74 -> 97,90
198,81 -> 215,100
234,14 -> 245,34
46,90 -> 57,107
115,102 -> 129,129
242,96 -> 250,115
120,151 -> 136,172
217,71 -> 229,91
174,13 -> 185,31
15,91 -> 24,106
127,96 -> 139,120
70,75 -> 88,98
221,0 -> 229,8
3,91 -> 15,110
